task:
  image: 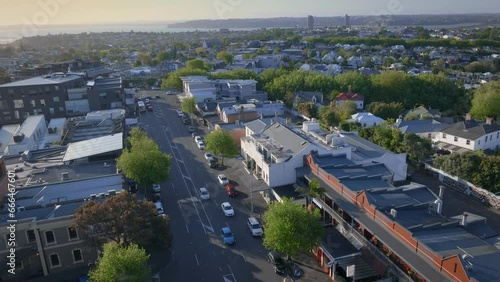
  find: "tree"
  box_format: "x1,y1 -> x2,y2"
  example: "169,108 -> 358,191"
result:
73,192 -> 172,248
117,127 -> 171,193
474,156 -> 500,193
434,151 -> 482,182
470,80 -> 500,120
216,51 -> 234,64
368,102 -> 404,120
156,51 -> 173,62
318,106 -> 339,127
334,71 -> 372,99
400,133 -> 433,166
0,68 -> 11,84
161,67 -> 208,90
204,129 -> 239,166
295,179 -> 327,212
296,101 -> 318,118
186,59 -> 209,71
337,100 -> 357,121
137,52 -> 152,66
89,242 -> 151,282
181,97 -> 197,125
263,198 -> 324,258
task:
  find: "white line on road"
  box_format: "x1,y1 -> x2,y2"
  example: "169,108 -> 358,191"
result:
240,251 -> 247,262
194,254 -> 200,266
213,199 -> 218,206
185,225 -> 190,234
228,264 -> 236,282
183,175 -> 191,180
219,266 -> 223,272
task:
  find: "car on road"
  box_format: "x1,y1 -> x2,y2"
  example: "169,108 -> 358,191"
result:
247,217 -> 263,236
267,251 -> 287,274
166,91 -> 172,95
152,184 -> 161,193
154,202 -> 165,215
225,183 -> 238,197
204,152 -> 214,162
208,159 -> 217,168
176,110 -> 184,117
194,136 -> 203,143
221,202 -> 234,217
220,227 -> 235,245
197,141 -> 205,150
152,193 -> 161,203
188,126 -> 195,133
218,174 -> 229,186
199,187 -> 209,200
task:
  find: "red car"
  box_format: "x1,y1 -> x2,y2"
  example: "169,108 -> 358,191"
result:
225,184 -> 238,197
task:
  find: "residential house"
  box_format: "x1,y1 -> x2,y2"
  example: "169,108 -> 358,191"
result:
346,112 -> 384,127
335,92 -> 364,110
395,119 -> 450,139
433,114 -> 500,154
3,115 -> 47,156
221,104 -> 258,124
405,106 -> 442,119
294,91 -> 325,109
202,39 -> 221,49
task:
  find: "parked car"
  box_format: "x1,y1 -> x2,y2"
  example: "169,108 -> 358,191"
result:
152,184 -> 161,193
221,202 -> 234,217
204,152 -> 214,162
199,187 -> 209,200
188,126 -> 195,133
267,251 -> 287,274
220,227 -> 235,245
225,183 -> 238,197
218,174 -> 229,186
208,159 -> 217,168
154,202 -> 164,215
197,141 -> 205,150
147,105 -> 153,111
195,136 -> 203,143
289,261 -> 303,277
247,217 -> 263,236
176,110 -> 184,117
153,193 -> 161,203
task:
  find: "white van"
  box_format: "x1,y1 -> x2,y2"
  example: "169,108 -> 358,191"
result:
247,217 -> 263,236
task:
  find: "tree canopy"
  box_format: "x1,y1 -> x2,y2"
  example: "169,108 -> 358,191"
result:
186,59 -> 210,71
89,242 -> 151,282
181,97 -> 197,124
161,67 -> 208,90
216,50 -> 234,64
470,80 -> 500,120
204,129 -> 239,166
73,192 -> 172,248
263,198 -> 324,258
117,127 -> 171,192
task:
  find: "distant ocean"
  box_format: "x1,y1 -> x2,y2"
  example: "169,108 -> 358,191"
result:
0,23 -> 258,44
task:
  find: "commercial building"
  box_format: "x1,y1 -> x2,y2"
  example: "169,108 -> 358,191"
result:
307,15 -> 314,29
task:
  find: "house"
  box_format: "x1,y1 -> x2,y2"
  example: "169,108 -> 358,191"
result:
202,39 -> 221,49
335,92 -> 364,110
294,91 -> 325,108
433,114 -> 500,154
405,106 -> 441,119
3,115 -> 47,156
346,112 -> 384,127
395,119 -> 450,139
220,104 -> 258,123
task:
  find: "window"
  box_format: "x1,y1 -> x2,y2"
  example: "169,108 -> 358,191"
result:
14,111 -> 19,119
53,97 -> 60,102
45,231 -> 55,245
49,108 -> 55,115
428,133 -> 432,138
497,132 -> 499,138
490,135 -> 492,141
26,230 -> 36,243
454,136 -> 458,142
442,133 -> 446,139
99,93 -> 107,98
13,100 -> 24,108
485,136 -> 488,142
68,227 -> 78,240
466,140 -> 470,145
0,101 -> 8,110
28,89 -> 37,95
72,249 -> 83,263
40,99 -> 45,106
478,140 -> 481,145
49,253 -> 61,268
30,100 -> 36,107
59,107 -> 64,112
54,86 -> 60,91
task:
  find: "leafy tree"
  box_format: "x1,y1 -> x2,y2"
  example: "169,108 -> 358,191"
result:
256,46 -> 269,55
263,197 -> 324,258
181,97 -> 197,125
216,51 -> 234,64
434,151 -> 482,182
161,67 -> 208,90
400,133 -> 433,165
137,52 -> 152,66
337,100 -> 357,121
156,51 -> 173,62
73,192 -> 172,248
186,59 -> 209,71
0,68 -> 11,84
296,102 -> 318,118
318,106 -> 339,127
295,179 -> 327,212
368,102 -> 404,120
474,156 -> 500,193
89,242 -> 151,282
205,129 -> 239,166
470,80 -> 500,119
117,127 -> 171,193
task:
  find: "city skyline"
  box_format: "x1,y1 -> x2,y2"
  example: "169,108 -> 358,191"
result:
0,0 -> 499,28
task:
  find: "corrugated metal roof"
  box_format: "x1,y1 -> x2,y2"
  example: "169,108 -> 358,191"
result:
63,133 -> 122,162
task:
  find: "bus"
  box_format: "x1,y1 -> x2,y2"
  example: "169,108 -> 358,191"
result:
138,101 -> 146,112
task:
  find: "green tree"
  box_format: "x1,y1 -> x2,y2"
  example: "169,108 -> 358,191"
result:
470,80 -> 500,120
296,102 -> 318,118
137,52 -> 152,66
318,106 -> 339,127
474,156 -> 500,193
400,133 -> 433,166
181,97 -> 197,125
368,102 -> 404,120
216,51 -> 234,64
89,242 -> 151,282
295,179 -> 327,212
156,51 -> 173,62
186,59 -> 209,71
117,127 -> 171,194
337,100 -> 357,121
434,151 -> 482,182
161,67 -> 208,90
0,68 -> 11,84
205,129 -> 239,166
333,71 -> 372,99
73,192 -> 172,248
263,198 -> 324,258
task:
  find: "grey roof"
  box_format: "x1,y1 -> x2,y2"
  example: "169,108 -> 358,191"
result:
395,119 -> 450,134
17,115 -> 45,138
339,132 -> 389,158
63,133 -> 123,162
406,106 -> 441,117
0,74 -> 81,87
311,153 -> 355,167
323,163 -> 393,183
259,122 -> 310,156
366,185 -> 438,211
244,119 -> 267,134
441,120 -> 500,140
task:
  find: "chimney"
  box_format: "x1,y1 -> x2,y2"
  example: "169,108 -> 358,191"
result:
439,185 -> 445,199
285,118 -> 289,125
465,113 -> 472,121
485,117 -> 493,125
461,213 -> 468,226
260,113 -> 263,120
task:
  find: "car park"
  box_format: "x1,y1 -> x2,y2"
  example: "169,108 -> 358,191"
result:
218,174 -> 229,186
197,141 -> 205,150
221,202 -> 234,217
199,187 -> 209,200
247,217 -> 263,236
220,227 -> 235,245
225,183 -> 238,197
267,251 -> 287,274
152,184 -> 161,193
154,202 -> 164,215
204,152 -> 214,162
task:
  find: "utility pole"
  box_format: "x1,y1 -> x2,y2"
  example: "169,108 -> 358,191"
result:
249,161 -> 254,213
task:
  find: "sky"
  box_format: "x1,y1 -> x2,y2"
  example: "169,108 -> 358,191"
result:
0,0 -> 499,27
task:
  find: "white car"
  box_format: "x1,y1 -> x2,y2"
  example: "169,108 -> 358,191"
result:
218,174 -> 229,186
154,202 -> 164,215
176,110 -> 184,117
197,141 -> 205,150
247,217 -> 263,236
152,184 -> 161,193
204,152 -> 214,162
194,136 -> 203,143
221,202 -> 234,217
200,187 -> 209,200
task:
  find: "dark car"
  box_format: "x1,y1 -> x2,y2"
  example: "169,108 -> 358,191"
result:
147,105 -> 153,111
267,251 -> 287,274
289,261 -> 302,277
208,160 -> 217,168
225,184 -> 238,197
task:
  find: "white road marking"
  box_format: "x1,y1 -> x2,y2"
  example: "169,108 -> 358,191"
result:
240,251 -> 247,262
194,254 -> 200,266
219,266 -> 223,272
213,199 -> 218,206
185,225 -> 190,234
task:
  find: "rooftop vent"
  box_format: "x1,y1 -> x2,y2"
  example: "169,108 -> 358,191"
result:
390,209 -> 397,218
13,133 -> 25,143
61,172 -> 69,181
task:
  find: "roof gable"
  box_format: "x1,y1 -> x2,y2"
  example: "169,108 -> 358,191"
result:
335,92 -> 364,101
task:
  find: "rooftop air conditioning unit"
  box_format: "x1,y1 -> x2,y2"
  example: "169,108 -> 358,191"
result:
390,209 -> 397,218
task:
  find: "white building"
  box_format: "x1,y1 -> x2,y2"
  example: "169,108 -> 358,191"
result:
4,115 -> 47,156
347,112 -> 385,127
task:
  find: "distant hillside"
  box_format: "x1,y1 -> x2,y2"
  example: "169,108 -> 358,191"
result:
168,14 -> 500,29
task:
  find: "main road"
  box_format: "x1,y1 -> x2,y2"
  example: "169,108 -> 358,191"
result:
137,93 -> 286,282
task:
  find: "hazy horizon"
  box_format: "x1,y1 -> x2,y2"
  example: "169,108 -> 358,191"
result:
0,0 -> 499,28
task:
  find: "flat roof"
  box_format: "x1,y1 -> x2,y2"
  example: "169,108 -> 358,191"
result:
17,115 -> 45,138
63,133 -> 123,162
0,74 -> 81,87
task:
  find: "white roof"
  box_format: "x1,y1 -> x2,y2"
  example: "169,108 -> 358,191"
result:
63,133 -> 123,162
17,115 -> 45,138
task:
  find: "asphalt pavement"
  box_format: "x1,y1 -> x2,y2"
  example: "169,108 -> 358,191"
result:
138,94 -> 330,282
